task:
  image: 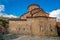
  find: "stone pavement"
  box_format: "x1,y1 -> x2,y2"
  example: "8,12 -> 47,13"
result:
2,34 -> 60,40
12,36 -> 60,40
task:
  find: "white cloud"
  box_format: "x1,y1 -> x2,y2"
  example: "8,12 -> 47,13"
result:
49,9 -> 60,22
0,13 -> 18,18
0,5 -> 4,12
0,5 -> 18,18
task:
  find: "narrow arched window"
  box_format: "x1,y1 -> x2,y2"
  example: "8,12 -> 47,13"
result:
40,25 -> 44,31
50,24 -> 53,32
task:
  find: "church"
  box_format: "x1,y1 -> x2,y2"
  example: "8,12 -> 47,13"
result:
8,4 -> 58,36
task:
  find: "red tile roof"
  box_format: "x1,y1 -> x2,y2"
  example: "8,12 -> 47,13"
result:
57,22 -> 60,28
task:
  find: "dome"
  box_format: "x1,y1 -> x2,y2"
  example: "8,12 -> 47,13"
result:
28,4 -> 40,11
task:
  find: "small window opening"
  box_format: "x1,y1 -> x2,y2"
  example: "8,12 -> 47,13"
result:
23,28 -> 25,30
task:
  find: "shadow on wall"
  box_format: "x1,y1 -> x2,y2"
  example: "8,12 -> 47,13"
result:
56,25 -> 60,37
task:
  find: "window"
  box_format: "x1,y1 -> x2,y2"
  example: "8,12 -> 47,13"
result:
50,24 -> 53,32
51,29 -> 53,32
40,25 -> 44,31
23,28 -> 25,30
39,21 -> 45,32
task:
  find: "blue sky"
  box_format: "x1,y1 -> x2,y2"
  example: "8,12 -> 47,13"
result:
0,0 -> 60,21
0,0 -> 60,16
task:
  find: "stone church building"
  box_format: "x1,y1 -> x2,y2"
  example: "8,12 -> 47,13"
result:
8,4 -> 58,36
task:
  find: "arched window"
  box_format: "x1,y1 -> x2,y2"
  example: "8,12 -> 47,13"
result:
40,25 -> 44,31
50,24 -> 53,32
39,21 -> 46,32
